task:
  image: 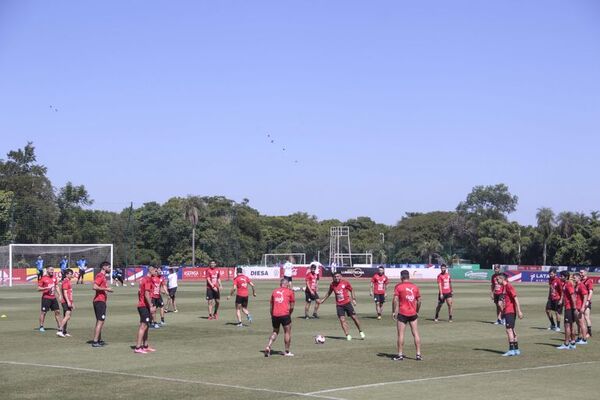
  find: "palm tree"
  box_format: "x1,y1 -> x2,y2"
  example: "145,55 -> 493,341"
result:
184,197 -> 204,267
418,239 -> 442,264
536,207 -> 555,265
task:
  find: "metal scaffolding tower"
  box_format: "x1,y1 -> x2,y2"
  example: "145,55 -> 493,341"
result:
329,226 -> 352,267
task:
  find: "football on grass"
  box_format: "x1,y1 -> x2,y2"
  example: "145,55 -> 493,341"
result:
314,335 -> 325,344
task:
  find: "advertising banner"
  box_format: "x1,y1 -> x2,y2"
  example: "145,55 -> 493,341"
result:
520,271 -> 549,282
180,267 -> 233,281
450,269 -> 493,281
242,266 -> 280,280
0,268 -> 27,284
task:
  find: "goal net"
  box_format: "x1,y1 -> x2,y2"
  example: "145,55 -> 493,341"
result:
261,253 -> 306,266
0,244 -> 113,287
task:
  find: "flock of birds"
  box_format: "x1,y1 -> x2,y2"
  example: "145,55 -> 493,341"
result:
267,133 -> 298,164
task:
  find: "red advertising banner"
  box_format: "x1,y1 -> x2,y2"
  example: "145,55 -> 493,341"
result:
516,265 -> 543,271
181,267 -> 234,281
0,268 -> 28,284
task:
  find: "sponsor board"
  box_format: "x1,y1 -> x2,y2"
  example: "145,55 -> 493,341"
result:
450,269 -> 493,280
180,267 -> 233,281
242,266 -> 280,280
521,271 -> 549,282
0,268 -> 27,284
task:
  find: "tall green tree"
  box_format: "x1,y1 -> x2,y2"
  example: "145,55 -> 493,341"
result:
536,207 -> 555,265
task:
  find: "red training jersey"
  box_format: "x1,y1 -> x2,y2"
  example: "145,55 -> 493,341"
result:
206,268 -> 220,289
329,280 -> 353,306
305,272 -> 318,293
394,282 -> 421,317
371,274 -> 389,295
270,287 -> 295,317
61,279 -> 73,305
39,275 -> 58,299
491,273 -> 503,295
575,283 -> 589,310
93,272 -> 108,303
502,283 -> 518,314
437,272 -> 452,295
562,280 -> 575,310
549,276 -> 562,301
151,275 -> 162,299
233,274 -> 252,297
583,277 -> 594,294
137,276 -> 153,308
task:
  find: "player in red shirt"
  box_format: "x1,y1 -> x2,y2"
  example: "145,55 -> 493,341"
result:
91,261 -> 113,348
57,269 -> 74,338
206,261 -> 222,320
37,266 -> 62,332
573,273 -> 589,344
135,266 -> 157,354
392,270 -> 422,361
545,268 -> 562,331
318,272 -> 365,341
434,264 -> 453,322
557,271 -> 578,349
580,268 -> 594,336
497,273 -> 523,356
304,264 -> 321,319
227,267 -> 256,326
150,268 -> 168,328
490,265 -> 504,325
265,279 -> 295,357
370,266 -> 389,320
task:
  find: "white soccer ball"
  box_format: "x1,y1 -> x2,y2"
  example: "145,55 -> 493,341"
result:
314,335 -> 325,344
130,282 -> 135,286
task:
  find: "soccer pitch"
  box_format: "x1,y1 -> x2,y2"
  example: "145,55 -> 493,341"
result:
1,281 -> 598,400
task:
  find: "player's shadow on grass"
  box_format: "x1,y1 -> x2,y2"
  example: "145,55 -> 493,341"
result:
324,335 -> 347,340
475,320 -> 498,325
535,342 -> 561,348
473,348 -> 505,354
377,353 -> 419,360
260,350 -> 285,356
225,322 -> 244,326
363,316 -> 381,320
530,326 -> 552,330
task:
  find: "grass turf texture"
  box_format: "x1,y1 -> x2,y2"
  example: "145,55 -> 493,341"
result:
0,281 -> 598,400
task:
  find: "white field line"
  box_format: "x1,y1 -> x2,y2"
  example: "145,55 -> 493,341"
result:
306,360 -> 600,395
0,361 -> 346,400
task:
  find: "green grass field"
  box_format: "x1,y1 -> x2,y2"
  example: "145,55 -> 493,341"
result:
1,280 -> 598,400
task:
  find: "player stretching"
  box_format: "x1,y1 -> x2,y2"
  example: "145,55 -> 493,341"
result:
318,272 -> 365,341
37,266 -> 62,332
545,268 -> 562,331
304,264 -> 320,319
497,273 -> 523,356
227,267 -> 256,326
434,264 -> 453,322
392,270 -> 422,361
57,269 -> 74,337
491,265 -> 504,324
370,266 -> 389,320
557,271 -> 577,350
573,273 -> 589,344
135,266 -> 157,354
265,279 -> 295,357
206,261 -> 222,320
76,256 -> 87,284
580,268 -> 594,336
91,261 -> 113,348
166,267 -> 178,312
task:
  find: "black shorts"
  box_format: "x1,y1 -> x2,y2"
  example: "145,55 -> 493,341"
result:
37,270 -> 43,279
271,315 -> 292,330
168,287 -> 177,298
61,302 -> 72,314
397,313 -> 418,323
235,295 -> 248,308
336,303 -> 356,317
546,299 -> 563,313
79,269 -> 86,277
587,301 -> 592,310
93,301 -> 107,321
504,313 -> 516,329
494,294 -> 504,305
284,276 -> 292,282
373,294 -> 385,304
564,309 -> 576,324
438,293 -> 453,304
138,307 -> 151,324
41,298 -> 59,312
152,297 -> 164,308
305,290 -> 319,302
206,287 -> 220,300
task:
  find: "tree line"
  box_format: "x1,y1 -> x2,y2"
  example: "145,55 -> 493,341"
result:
1,143 -> 599,267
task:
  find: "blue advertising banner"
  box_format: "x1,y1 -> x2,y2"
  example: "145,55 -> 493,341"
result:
520,271 -> 550,282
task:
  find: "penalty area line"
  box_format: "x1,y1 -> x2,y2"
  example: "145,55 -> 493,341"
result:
306,360 -> 600,395
0,361 -> 346,400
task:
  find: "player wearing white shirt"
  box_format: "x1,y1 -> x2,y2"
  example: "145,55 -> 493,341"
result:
166,267 -> 178,312
283,257 -> 295,288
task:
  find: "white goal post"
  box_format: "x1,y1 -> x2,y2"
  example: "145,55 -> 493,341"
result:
0,244 -> 113,287
261,253 -> 306,266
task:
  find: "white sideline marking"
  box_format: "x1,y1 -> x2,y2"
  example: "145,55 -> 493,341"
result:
0,361 -> 346,400
306,361 -> 600,395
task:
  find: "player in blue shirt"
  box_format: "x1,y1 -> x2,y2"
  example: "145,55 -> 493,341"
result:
59,256 -> 69,274
36,256 -> 44,280
76,257 -> 87,284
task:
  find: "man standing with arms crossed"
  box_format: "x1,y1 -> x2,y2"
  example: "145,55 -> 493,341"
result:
434,264 -> 453,322
392,270 -> 422,361
206,261 -> 222,320
304,264 -> 320,319
265,279 -> 295,357
580,268 -> 594,336
370,266 -> 388,320
76,256 -> 87,284
557,271 -> 577,350
135,266 -> 157,354
491,265 -> 504,325
37,266 -> 62,332
318,272 -> 366,341
545,268 -> 562,331
91,261 -> 113,348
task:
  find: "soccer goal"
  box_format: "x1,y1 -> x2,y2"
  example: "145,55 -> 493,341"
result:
0,244 -> 113,287
261,253 -> 306,266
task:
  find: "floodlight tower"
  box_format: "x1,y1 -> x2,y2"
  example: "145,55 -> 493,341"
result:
329,226 -> 352,267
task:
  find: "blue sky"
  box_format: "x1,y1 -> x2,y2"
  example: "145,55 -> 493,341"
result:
1,1 -> 599,225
